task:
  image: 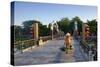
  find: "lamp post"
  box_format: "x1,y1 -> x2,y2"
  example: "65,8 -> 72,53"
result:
74,21 -> 78,39
82,23 -> 86,42
30,23 -> 39,46
75,21 -> 78,31
51,23 -> 53,40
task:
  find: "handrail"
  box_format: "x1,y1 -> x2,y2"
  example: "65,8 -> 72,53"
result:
14,35 -> 64,52
14,39 -> 35,45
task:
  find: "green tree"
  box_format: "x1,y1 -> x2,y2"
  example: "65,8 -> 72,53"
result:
23,20 -> 42,28
22,20 -> 42,36
39,25 -> 50,36
69,16 -> 83,35
87,19 -> 97,35
12,25 -> 22,42
57,17 -> 70,34
22,20 -> 50,37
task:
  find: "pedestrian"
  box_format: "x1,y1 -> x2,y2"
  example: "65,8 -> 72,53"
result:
64,33 -> 72,53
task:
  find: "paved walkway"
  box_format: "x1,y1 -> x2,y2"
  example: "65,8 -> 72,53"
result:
14,38 -> 89,66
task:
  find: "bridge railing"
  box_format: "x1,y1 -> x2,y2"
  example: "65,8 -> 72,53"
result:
14,36 -> 52,52
14,35 -> 64,53
14,39 -> 35,52
79,36 -> 97,61
79,40 -> 89,54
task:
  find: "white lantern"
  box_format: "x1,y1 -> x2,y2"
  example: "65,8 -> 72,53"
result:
51,23 -> 53,30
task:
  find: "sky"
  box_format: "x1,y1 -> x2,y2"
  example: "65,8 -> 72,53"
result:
13,1 -> 97,26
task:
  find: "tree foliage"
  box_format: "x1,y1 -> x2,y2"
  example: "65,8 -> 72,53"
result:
87,19 -> 97,35
69,16 -> 83,35
12,25 -> 22,41
22,20 -> 50,37
57,17 -> 70,34
57,16 -> 83,35
13,17 -> 97,42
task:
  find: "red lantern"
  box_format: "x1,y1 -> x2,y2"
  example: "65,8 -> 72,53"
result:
85,24 -> 90,40
30,27 -> 34,38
